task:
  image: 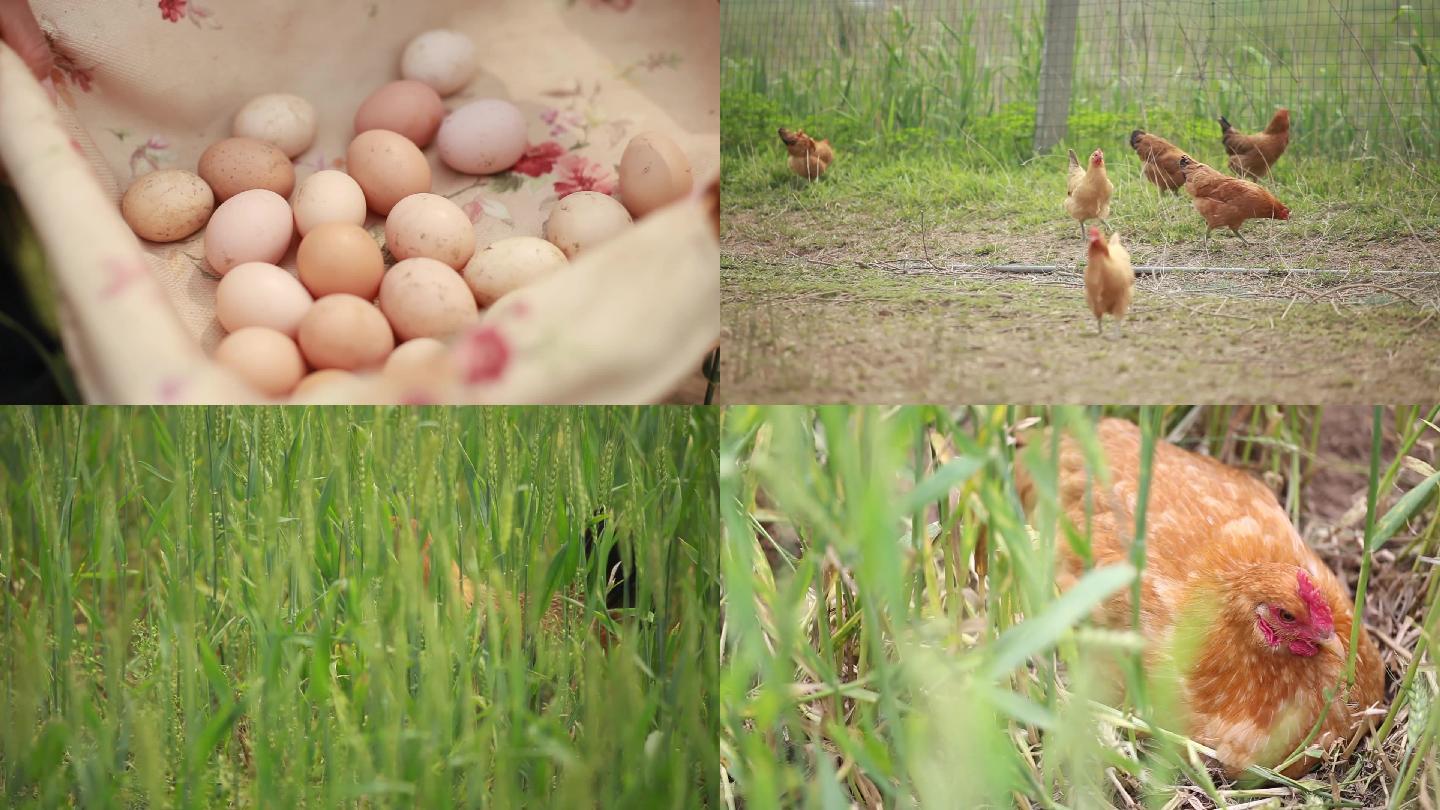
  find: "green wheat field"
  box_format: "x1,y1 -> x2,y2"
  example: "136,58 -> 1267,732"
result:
0,406 -> 718,808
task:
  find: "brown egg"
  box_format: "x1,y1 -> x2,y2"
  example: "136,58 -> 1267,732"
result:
297,293 -> 396,370
197,137 -> 295,202
213,326 -> 306,397
346,130 -> 431,215
296,222 -> 386,299
354,80 -> 446,148
120,169 -> 214,242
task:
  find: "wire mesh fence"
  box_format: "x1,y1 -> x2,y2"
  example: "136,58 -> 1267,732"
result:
721,0 -> 1440,158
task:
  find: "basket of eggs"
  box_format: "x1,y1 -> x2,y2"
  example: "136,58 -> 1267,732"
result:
0,0 -> 718,403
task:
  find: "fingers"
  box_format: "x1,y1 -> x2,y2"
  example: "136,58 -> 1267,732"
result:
0,0 -> 54,80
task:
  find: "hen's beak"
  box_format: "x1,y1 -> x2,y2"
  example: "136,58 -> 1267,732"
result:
1319,631 -> 1344,660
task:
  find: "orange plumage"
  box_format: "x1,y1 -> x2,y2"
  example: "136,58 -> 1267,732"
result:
778,127 -> 833,180
1128,129 -> 1187,193
1084,227 -> 1133,337
1220,109 -> 1290,179
1018,418 -> 1384,779
1177,156 -> 1290,244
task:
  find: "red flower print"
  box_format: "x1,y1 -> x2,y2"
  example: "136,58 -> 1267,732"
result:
553,154 -> 616,198
459,326 -> 510,384
158,0 -> 186,22
101,257 -> 149,298
513,142 -> 566,177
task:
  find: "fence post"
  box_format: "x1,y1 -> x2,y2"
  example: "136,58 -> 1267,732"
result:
1034,0 -> 1079,154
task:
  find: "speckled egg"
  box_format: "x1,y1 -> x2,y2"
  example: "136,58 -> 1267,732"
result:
197,137 -> 295,202
618,131 -> 693,218
354,80 -> 446,148
462,236 -> 567,306
204,189 -> 294,276
215,261 -> 313,337
378,257 -> 479,341
120,169 -> 214,242
232,93 -> 317,158
435,99 -> 527,175
346,129 -> 432,215
213,326 -> 307,397
297,293 -> 395,370
291,169 -> 367,236
542,191 -> 633,259
400,30 -> 477,96
384,193 -> 476,270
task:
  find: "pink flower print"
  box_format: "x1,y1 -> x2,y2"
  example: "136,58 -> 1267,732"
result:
553,153 -> 616,198
129,136 -> 170,177
462,198 -> 486,223
587,0 -> 636,10
539,107 -> 583,138
513,141 -> 566,177
158,0 -> 186,22
458,326 -> 510,384
157,376 -> 185,403
101,257 -> 149,298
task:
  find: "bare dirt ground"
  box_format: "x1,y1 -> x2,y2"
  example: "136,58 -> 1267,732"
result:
722,210 -> 1440,404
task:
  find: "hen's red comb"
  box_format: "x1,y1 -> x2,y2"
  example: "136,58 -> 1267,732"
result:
1297,569 -> 1333,630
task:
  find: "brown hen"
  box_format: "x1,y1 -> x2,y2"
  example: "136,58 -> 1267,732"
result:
1220,109 -> 1290,179
1177,156 -> 1289,244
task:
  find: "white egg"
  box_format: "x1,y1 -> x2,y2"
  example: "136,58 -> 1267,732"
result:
291,170 -> 368,236
384,193 -> 476,269
400,30 -> 477,97
436,99 -> 527,175
232,93 -> 317,158
215,262 -> 314,337
462,236 -> 567,306
542,191 -> 633,259
618,131 -> 694,219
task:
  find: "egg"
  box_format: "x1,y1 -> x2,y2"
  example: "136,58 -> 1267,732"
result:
120,169 -> 214,243
378,257 -> 479,341
296,222 -> 385,299
291,368 -> 359,399
197,137 -> 295,202
231,93 -> 317,159
462,236 -> 567,306
290,170 -> 367,236
297,293 -> 395,370
204,189 -> 294,276
618,131 -> 693,219
346,130 -> 432,215
435,99 -> 527,175
215,262 -> 313,337
542,191 -> 633,259
213,326 -> 306,397
384,193 -> 476,270
354,80 -> 445,148
400,30 -> 477,96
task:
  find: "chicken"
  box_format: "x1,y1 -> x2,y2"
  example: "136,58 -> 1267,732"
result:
392,508 -> 632,639
1219,109 -> 1290,179
1177,156 -> 1289,244
777,127 -> 833,180
1015,418 -> 1384,779
1064,148 -> 1113,239
1129,129 -> 1187,193
1084,227 -> 1133,337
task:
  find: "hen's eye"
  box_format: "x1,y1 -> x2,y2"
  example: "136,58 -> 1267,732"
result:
1278,609 -> 1295,622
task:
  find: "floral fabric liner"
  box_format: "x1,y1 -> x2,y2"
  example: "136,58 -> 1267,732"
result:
1,0 -> 718,403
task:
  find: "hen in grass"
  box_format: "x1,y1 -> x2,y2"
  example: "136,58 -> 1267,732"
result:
1064,148 -> 1113,239
1017,418 -> 1384,779
1219,109 -> 1290,179
1177,155 -> 1289,245
777,127 -> 833,180
1084,227 -> 1133,337
1128,129 -> 1187,193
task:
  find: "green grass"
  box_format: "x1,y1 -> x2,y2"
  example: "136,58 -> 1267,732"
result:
0,406 -> 719,808
721,405 -> 1440,808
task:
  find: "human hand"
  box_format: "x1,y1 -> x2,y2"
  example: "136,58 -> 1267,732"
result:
0,0 -> 53,81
